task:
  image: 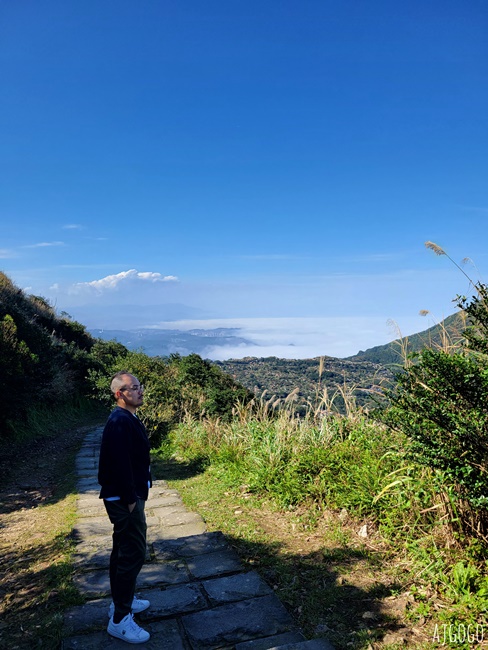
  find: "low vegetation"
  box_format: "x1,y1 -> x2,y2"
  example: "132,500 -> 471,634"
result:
152,246 -> 488,648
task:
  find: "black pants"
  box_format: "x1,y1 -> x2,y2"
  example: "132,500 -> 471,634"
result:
104,499 -> 147,620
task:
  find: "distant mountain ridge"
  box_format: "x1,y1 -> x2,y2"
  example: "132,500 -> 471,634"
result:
90,327 -> 253,358
91,311 -> 465,365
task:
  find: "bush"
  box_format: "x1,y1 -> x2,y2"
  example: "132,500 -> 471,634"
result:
381,283 -> 488,542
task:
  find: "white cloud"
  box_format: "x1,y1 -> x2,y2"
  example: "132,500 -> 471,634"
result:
24,241 -> 65,248
62,224 -> 83,230
137,271 -> 178,282
71,269 -> 179,294
146,316 -> 428,359
0,249 -> 16,258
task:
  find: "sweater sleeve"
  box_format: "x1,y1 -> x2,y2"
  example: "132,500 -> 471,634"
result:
98,413 -> 138,504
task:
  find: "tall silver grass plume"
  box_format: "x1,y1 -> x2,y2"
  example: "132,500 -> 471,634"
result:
284,387 -> 299,403
462,257 -> 484,283
387,318 -> 402,339
419,310 -> 429,317
425,241 -> 445,256
425,240 -> 477,287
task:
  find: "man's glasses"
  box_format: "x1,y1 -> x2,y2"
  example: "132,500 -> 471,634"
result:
120,384 -> 144,392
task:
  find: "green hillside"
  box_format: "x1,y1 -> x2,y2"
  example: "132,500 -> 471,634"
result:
346,311 -> 466,366
214,355 -> 392,414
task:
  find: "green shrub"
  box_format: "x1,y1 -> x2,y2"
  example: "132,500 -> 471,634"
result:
381,282 -> 488,542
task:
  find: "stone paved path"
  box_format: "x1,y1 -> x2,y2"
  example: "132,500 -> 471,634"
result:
62,426 -> 334,650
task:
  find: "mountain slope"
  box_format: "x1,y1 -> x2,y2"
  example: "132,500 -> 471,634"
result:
346,311 -> 466,366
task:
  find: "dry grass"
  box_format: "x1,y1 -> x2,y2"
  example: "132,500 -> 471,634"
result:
0,496 -> 79,648
0,422 -> 100,649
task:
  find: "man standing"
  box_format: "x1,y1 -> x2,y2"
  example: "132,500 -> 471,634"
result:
98,371 -> 152,644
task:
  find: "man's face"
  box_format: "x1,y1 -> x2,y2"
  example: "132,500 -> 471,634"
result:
117,374 -> 144,409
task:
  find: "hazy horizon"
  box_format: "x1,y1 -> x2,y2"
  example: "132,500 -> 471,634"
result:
87,313 -> 453,361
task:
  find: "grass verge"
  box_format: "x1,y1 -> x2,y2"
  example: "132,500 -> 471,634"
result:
0,403 -> 105,649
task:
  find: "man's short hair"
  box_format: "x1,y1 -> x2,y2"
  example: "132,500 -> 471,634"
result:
110,371 -> 131,396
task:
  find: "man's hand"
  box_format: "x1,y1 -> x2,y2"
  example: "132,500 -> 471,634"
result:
128,502 -> 136,512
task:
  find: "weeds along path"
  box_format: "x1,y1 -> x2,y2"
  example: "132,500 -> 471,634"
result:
0,422 -> 101,649
154,456 -> 438,649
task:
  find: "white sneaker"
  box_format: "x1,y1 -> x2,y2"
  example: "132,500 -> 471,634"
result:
108,597 -> 150,618
107,613 -> 150,644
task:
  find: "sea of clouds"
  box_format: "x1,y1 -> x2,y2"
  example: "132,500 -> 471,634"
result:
145,315 -> 429,359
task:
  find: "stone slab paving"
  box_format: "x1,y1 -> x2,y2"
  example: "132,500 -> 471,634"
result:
62,426 -> 335,650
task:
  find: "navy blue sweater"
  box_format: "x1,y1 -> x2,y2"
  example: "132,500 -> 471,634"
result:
98,406 -> 152,504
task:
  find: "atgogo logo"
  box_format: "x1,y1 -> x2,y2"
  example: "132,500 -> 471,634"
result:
432,623 -> 485,645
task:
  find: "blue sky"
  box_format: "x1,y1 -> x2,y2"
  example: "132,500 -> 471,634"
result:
1,1 -> 487,358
